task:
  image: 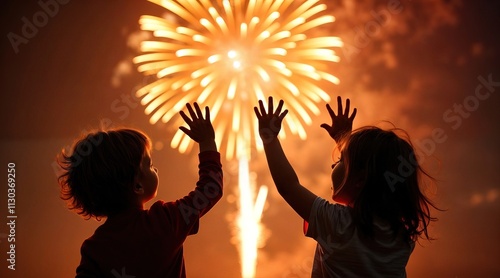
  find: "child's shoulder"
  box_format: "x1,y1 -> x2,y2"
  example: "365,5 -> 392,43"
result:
147,200 -> 183,216
314,197 -> 352,213
312,197 -> 354,224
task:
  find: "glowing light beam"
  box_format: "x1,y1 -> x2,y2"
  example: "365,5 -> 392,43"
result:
237,155 -> 268,278
133,1 -> 342,277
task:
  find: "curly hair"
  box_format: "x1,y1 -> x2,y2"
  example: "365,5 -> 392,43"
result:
337,126 -> 440,242
57,128 -> 151,219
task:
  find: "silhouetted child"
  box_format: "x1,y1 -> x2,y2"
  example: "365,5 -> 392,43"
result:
254,96 -> 439,277
57,103 -> 223,278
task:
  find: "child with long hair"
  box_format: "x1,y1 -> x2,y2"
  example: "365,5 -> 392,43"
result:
57,103 -> 223,278
254,96 -> 439,277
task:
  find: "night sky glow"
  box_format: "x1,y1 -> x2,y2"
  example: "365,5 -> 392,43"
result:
0,1 -> 499,277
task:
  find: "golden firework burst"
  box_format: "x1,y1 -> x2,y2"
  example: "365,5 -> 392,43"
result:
133,0 -> 343,160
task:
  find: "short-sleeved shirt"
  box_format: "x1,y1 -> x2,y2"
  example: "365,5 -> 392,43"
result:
75,151 -> 223,278
305,197 -> 414,278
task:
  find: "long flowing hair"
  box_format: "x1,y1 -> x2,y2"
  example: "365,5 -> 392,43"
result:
338,126 -> 440,241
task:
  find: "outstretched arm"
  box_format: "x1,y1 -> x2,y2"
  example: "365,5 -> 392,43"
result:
320,96 -> 357,142
178,102 -> 222,222
254,97 -> 317,220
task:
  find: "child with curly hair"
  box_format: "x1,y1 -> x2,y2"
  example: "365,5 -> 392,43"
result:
254,96 -> 439,277
57,103 -> 222,278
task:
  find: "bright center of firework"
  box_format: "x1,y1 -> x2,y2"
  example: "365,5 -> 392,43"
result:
228,50 -> 237,59
134,0 -> 343,159
133,1 -> 343,277
227,50 -> 243,69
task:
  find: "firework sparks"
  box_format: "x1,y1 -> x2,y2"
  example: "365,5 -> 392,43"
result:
133,0 -> 342,277
237,154 -> 268,278
134,0 -> 342,160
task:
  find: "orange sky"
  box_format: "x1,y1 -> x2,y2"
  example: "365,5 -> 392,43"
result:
1,0 -> 499,277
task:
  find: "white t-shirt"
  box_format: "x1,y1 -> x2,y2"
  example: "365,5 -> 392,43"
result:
305,197 -> 415,278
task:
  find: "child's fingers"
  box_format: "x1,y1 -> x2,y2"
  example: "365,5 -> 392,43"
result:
275,99 -> 284,115
349,107 -> 357,120
268,96 -> 274,114
254,106 -> 262,118
258,99 -> 266,115
337,96 -> 343,116
344,98 -> 351,115
193,102 -> 203,119
325,103 -> 336,119
204,106 -> 210,121
179,110 -> 192,124
186,103 -> 197,120
179,126 -> 190,135
279,109 -> 289,120
320,123 -> 331,130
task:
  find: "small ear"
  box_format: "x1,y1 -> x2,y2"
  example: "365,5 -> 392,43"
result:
133,183 -> 144,195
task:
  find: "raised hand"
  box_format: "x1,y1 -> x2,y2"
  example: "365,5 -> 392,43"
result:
254,96 -> 288,144
179,102 -> 216,151
320,96 -> 357,142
